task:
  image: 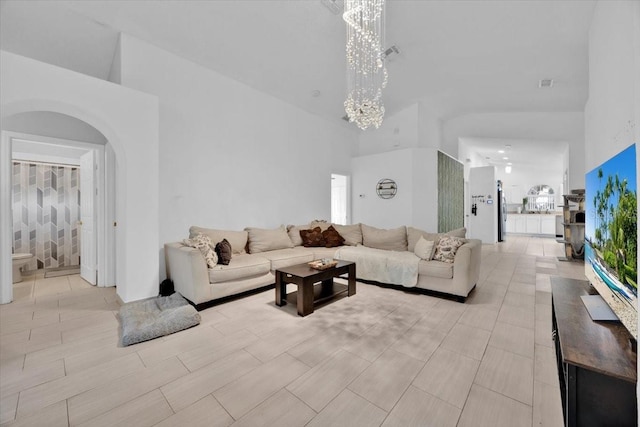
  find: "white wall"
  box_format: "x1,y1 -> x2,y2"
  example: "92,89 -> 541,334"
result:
356,100 -> 443,157
3,111 -> 107,145
468,166 -> 497,243
351,148 -> 438,231
0,50 -> 160,303
115,34 -> 357,272
417,100 -> 443,150
584,0 -> 640,411
357,103 -> 419,156
585,1 -> 640,170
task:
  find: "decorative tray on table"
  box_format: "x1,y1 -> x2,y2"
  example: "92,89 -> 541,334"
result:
308,259 -> 338,270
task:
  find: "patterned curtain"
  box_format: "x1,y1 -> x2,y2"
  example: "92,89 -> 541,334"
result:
438,152 -> 464,233
12,162 -> 81,271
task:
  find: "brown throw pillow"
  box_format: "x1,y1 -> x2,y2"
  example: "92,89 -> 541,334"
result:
322,225 -> 345,248
300,227 -> 326,247
215,238 -> 232,265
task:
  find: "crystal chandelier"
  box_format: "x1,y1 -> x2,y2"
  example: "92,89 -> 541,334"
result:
343,0 -> 387,130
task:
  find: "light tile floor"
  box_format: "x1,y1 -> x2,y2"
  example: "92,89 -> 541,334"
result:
0,235 -> 586,426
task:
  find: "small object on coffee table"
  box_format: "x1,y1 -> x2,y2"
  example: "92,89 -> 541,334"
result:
308,258 -> 338,270
275,260 -> 356,316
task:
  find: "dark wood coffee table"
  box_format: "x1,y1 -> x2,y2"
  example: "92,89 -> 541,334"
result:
275,260 -> 356,316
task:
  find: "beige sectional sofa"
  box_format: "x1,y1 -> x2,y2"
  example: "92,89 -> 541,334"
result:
164,222 -> 481,308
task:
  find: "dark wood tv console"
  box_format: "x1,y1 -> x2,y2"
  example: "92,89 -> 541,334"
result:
551,276 -> 637,427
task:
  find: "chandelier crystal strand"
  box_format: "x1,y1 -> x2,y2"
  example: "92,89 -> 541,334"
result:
343,0 -> 387,130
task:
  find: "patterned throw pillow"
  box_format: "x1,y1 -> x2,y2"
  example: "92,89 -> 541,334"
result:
322,225 -> 345,248
300,227 -> 326,247
215,239 -> 232,265
183,233 -> 218,268
433,236 -> 465,263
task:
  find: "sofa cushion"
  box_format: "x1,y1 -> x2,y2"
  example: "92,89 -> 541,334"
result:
215,239 -> 232,265
300,227 -> 326,247
208,254 -> 271,283
299,246 -> 340,260
245,226 -> 294,253
259,248 -> 314,270
322,225 -> 345,248
433,236 -> 466,263
190,226 -> 248,254
183,234 -> 218,268
287,223 -> 310,246
332,223 -> 362,246
310,220 -> 331,231
407,227 -> 441,252
414,236 -> 436,260
419,260 -> 454,279
361,224 -> 408,251
445,227 -> 467,238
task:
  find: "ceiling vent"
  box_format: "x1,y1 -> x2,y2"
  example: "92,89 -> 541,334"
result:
321,0 -> 342,15
538,79 -> 554,88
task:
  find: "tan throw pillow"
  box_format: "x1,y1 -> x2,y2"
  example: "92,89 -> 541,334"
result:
300,227 -> 326,247
433,235 -> 465,263
189,226 -> 248,254
287,224 -> 310,246
332,223 -> 363,246
414,236 -> 436,260
361,224 -> 408,251
322,225 -> 345,248
445,227 -> 467,238
215,239 -> 232,265
183,233 -> 218,268
245,226 -> 294,254
407,227 -> 441,252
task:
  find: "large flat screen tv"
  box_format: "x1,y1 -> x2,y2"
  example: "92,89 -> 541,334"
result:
585,143 -> 637,340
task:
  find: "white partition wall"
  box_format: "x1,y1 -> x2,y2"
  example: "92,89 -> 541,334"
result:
0,51 -> 159,304
468,166 -> 498,244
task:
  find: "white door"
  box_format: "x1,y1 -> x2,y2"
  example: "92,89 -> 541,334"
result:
80,150 -> 97,285
331,174 -> 348,225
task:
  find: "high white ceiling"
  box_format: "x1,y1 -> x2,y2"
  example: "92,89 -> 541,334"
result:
1,0 -> 595,125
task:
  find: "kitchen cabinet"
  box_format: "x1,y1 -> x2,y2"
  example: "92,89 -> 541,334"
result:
507,214 -> 557,235
540,215 -> 556,235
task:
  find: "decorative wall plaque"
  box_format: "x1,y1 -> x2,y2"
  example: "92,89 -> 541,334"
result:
376,178 -> 397,199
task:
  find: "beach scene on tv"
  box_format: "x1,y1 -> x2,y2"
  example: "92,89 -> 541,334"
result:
585,143 -> 637,340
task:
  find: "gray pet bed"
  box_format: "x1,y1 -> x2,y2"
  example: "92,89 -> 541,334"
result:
119,293 -> 201,346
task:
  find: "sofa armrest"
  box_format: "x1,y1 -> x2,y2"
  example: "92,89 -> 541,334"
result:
452,239 -> 482,290
164,242 -> 210,304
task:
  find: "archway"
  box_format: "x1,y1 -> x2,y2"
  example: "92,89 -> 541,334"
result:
1,104 -> 122,304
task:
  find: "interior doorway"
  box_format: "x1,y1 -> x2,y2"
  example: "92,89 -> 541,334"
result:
331,173 -> 350,225
1,130 -> 116,303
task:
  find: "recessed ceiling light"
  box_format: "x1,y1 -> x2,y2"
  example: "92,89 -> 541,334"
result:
498,150 -> 505,154
502,157 -> 509,160
505,144 -> 512,149
539,79 -> 554,88
311,90 -> 321,97
507,162 -> 512,165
